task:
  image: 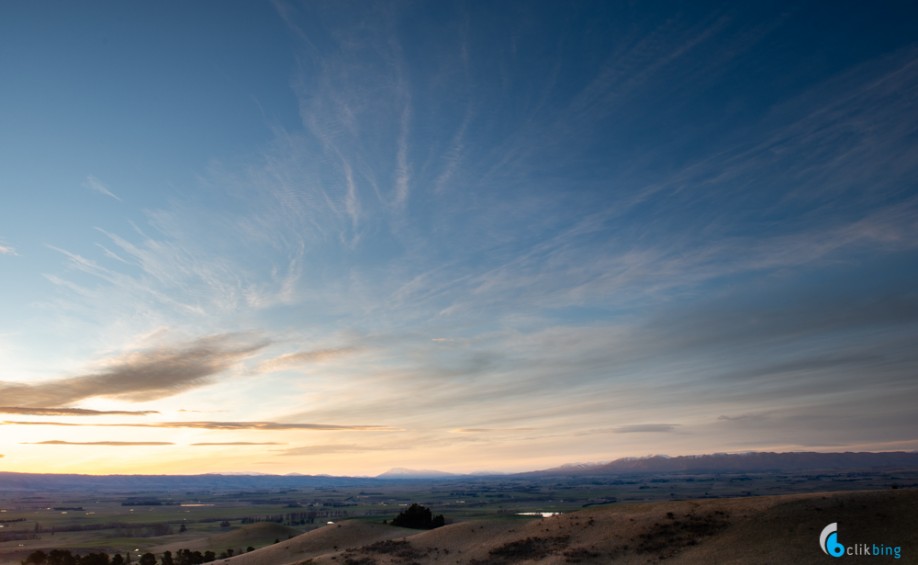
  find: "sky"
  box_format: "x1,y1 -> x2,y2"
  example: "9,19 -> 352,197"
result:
1,1 -> 917,476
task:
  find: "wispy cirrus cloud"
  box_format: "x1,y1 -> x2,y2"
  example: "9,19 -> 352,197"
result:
393,90 -> 412,207
83,175 -> 121,201
0,242 -> 16,256
0,333 -> 268,407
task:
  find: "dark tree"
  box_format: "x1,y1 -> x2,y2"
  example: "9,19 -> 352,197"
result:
48,549 -> 75,565
390,503 -> 446,530
23,550 -> 48,564
178,523 -> 187,533
160,551 -> 173,565
138,553 -> 156,565
111,555 -> 125,565
79,553 -> 110,565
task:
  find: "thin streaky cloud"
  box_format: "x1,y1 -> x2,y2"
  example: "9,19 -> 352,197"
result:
46,241 -> 208,317
278,444 -> 399,456
192,442 -> 284,446
271,0 -> 320,57
614,424 -> 680,434
0,243 -> 16,256
2,420 -> 394,431
451,428 -> 537,433
24,440 -> 173,446
433,107 -> 471,194
3,420 -> 80,427
257,346 -> 362,373
83,175 -> 122,201
394,100 -> 411,206
95,243 -> 129,264
342,159 -> 360,233
0,406 -> 158,416
156,421 -> 390,431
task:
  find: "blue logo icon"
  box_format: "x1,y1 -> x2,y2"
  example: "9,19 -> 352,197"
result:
821,522 -> 845,558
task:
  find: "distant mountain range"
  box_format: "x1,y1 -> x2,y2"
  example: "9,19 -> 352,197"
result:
522,451 -> 918,476
1,451 -> 916,492
376,467 -> 460,479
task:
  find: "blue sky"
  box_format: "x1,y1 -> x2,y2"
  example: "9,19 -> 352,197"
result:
1,1 -> 917,475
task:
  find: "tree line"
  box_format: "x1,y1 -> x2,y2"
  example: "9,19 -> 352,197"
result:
22,547 -> 238,565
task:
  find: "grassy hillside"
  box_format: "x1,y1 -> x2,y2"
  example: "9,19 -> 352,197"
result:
221,488 -> 917,564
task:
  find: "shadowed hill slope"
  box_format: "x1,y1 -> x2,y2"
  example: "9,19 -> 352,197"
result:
214,521 -> 416,565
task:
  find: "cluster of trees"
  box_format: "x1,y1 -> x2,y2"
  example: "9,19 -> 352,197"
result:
389,503 -> 445,530
22,550 -> 127,565
22,548 -> 222,565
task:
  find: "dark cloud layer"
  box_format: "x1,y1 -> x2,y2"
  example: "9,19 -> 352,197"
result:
644,262 -> 918,357
0,333 -> 268,407
713,393 -> 918,445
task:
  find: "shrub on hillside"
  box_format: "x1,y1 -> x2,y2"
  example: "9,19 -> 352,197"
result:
390,503 -> 445,530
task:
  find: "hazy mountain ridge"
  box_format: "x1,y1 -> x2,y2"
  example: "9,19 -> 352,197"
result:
528,451 -> 918,475
376,468 -> 459,479
2,451 -> 917,492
